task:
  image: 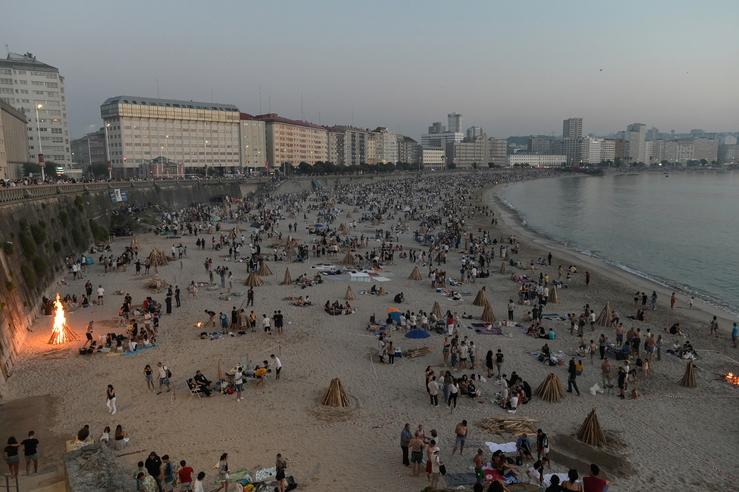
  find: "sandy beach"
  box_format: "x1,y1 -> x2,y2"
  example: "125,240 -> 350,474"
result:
1,171 -> 737,492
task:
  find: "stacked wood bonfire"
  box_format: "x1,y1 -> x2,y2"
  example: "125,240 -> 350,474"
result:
576,408 -> 607,447
679,361 -> 697,388
536,373 -> 566,402
147,249 -> 169,267
321,378 -> 350,407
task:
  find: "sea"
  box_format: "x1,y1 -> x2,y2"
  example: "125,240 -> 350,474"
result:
497,171 -> 739,316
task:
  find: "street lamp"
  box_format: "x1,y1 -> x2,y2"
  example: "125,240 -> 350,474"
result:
35,103 -> 45,181
204,139 -> 209,178
104,122 -> 112,180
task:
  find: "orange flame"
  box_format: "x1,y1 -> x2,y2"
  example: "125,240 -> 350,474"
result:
48,294 -> 70,344
725,372 -> 739,386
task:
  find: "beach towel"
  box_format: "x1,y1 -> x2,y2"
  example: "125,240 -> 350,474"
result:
121,345 -> 158,357
485,441 -> 517,454
405,328 -> 431,339
473,325 -> 503,335
254,467 -> 276,482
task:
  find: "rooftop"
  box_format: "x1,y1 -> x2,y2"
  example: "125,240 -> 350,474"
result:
101,96 -> 239,112
0,52 -> 58,72
254,113 -> 324,130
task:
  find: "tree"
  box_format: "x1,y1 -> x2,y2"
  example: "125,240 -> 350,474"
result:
297,162 -> 312,174
90,163 -> 109,177
488,162 -> 495,168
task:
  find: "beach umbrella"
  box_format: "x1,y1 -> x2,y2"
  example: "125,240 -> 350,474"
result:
550,286 -> 559,304
679,360 -> 697,388
431,301 -> 443,319
257,261 -> 273,276
340,251 -> 355,266
535,373 -> 565,403
595,303 -> 613,326
408,265 -> 423,281
576,409 -> 607,447
244,272 -> 264,287
321,378 -> 350,407
499,261 -> 506,274
481,303 -> 495,324
473,287 -> 489,306
281,268 -> 292,286
345,285 -> 355,301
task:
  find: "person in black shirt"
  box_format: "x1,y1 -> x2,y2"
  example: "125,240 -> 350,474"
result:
21,431 -> 39,474
3,437 -> 20,478
145,451 -> 162,483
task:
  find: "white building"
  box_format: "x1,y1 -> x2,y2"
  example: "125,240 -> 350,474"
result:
0,52 -> 71,166
421,131 -> 463,150
508,154 -> 566,168
600,139 -> 616,162
626,123 -> 647,163
421,149 -> 445,168
372,127 -> 398,163
239,113 -> 266,170
397,135 -> 420,164
579,136 -> 603,164
100,96 -> 241,177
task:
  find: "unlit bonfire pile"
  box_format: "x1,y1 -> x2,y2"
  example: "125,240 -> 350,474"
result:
65,444 -> 134,491
536,373 -> 566,402
576,408 -> 607,447
321,378 -> 350,407
147,249 -> 169,267
478,416 -> 538,435
403,346 -> 431,358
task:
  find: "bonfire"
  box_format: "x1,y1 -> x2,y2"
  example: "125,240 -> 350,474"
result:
48,294 -> 80,344
724,372 -> 739,387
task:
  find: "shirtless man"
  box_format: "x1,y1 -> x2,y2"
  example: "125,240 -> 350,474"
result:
409,432 -> 425,477
473,448 -> 485,482
452,420 -> 468,455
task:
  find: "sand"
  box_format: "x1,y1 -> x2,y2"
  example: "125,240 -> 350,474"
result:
2,171 -> 738,491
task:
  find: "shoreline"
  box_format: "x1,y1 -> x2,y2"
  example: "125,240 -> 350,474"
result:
482,180 -> 738,335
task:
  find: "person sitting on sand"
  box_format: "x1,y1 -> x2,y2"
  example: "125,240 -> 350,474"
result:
516,433 -> 534,462
537,325 -> 547,339
539,343 -> 551,362
547,328 -> 556,340
370,284 -> 378,295
194,370 -> 212,396
668,322 -> 685,336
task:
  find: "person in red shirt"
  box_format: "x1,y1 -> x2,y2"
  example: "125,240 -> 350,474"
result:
583,463 -> 609,492
177,460 -> 194,491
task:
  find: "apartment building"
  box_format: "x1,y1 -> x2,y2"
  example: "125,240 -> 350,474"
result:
256,113 -> 328,167
0,98 -> 29,178
239,113 -> 267,169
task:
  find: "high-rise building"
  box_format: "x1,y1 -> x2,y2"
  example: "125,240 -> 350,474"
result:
396,135 -> 420,164
70,128 -> 106,172
372,127 -> 398,164
421,149 -> 445,168
579,136 -> 602,164
447,113 -> 462,133
663,140 -> 694,163
488,138 -> 508,166
562,118 -> 583,164
600,139 -> 616,162
428,122 -> 445,134
256,113 -> 328,167
0,52 -> 72,167
100,96 -> 241,177
692,138 -> 719,162
626,123 -> 647,163
0,98 -> 29,179
562,118 -> 583,139
239,113 -> 267,170
466,126 -> 484,140
325,126 -> 371,165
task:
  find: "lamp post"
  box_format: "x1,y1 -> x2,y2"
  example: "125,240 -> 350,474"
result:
104,122 -> 112,180
204,139 -> 209,178
35,104 -> 45,181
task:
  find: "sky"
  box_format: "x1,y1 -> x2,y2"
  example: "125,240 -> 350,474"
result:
2,0 -> 738,139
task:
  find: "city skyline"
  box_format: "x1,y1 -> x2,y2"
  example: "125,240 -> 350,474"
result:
2,0 -> 738,140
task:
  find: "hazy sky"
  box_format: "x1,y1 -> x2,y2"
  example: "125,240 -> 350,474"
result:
2,0 -> 738,139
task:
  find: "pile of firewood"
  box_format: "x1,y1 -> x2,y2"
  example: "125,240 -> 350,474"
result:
403,347 -> 431,358
536,373 -> 566,403
478,416 -> 538,435
321,378 -> 350,407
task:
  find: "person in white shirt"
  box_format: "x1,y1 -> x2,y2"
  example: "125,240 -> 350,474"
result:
193,471 -> 206,492
270,354 -> 282,380
96,285 -> 105,305
427,376 -> 439,406
262,314 -> 272,334
234,366 -> 244,402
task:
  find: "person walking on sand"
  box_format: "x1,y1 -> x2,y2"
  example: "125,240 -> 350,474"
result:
585,271 -> 590,287
495,348 -> 504,377
21,431 -> 39,475
428,376 -> 439,406
275,453 -> 288,492
174,285 -> 181,307
536,429 -> 551,469
213,453 -> 229,492
409,432 -> 425,476
3,437 -> 20,479
96,285 -> 105,305
670,292 -> 676,310
443,337 -> 451,366
709,316 -> 719,338
106,384 -> 117,415
271,354 -> 282,379
144,364 -> 155,391
247,287 -> 254,307
452,420 -> 468,455
508,299 -> 515,322
157,362 -> 171,394
447,379 -> 459,411
485,350 -> 494,377
567,359 -> 581,396
732,322 -> 738,349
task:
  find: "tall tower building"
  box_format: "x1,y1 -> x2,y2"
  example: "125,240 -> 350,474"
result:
447,113 -> 462,133
0,52 -> 72,166
562,118 -> 583,139
562,117 -> 583,164
626,123 -> 647,163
